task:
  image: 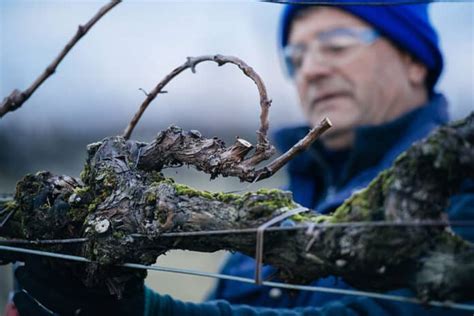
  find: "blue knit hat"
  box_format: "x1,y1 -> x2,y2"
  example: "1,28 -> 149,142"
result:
279,3 -> 443,90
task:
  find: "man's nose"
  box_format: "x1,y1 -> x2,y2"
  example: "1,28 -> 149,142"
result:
298,52 -> 333,81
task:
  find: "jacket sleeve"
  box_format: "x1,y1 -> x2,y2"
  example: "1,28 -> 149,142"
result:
144,287 -> 359,316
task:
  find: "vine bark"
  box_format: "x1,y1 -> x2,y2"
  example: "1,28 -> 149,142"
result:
1,112 -> 473,302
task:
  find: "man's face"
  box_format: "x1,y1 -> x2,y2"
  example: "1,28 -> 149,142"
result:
288,8 -> 427,149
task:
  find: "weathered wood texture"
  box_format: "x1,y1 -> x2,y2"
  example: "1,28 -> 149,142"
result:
1,113 -> 473,302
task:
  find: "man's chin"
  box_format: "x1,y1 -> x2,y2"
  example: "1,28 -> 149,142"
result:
320,129 -> 355,150
313,121 -> 355,150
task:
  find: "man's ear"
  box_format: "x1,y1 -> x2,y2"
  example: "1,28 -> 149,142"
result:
404,55 -> 428,86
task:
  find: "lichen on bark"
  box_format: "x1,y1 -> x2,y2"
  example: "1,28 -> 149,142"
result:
1,113 -> 474,302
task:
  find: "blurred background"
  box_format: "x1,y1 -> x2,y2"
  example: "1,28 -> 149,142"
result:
0,0 -> 473,310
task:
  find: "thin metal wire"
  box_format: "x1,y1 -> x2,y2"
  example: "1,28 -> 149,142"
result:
0,210 -> 14,229
255,206 -> 309,284
1,202 -> 473,309
1,244 -> 473,312
20,289 -> 58,315
135,264 -> 474,312
0,195 -> 15,229
0,245 -> 90,263
134,219 -> 474,239
0,219 -> 472,246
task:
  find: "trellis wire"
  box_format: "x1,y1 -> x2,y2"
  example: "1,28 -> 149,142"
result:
1,219 -> 474,244
255,206 -> 310,284
2,199 -> 474,311
0,244 -> 473,312
145,219 -> 474,238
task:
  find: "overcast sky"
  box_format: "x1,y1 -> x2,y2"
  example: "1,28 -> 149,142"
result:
1,1 -> 473,135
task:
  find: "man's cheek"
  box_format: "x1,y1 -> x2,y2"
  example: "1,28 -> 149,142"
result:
301,102 -> 314,120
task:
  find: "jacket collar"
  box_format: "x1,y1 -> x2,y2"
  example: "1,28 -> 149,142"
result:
274,93 -> 449,208
341,94 -> 448,185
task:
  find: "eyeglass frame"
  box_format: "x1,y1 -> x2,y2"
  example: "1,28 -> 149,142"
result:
283,27 -> 381,77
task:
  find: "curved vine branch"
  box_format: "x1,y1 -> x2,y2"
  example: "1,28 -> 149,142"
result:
122,55 -> 273,147
0,0 -> 121,118
123,54 -> 331,182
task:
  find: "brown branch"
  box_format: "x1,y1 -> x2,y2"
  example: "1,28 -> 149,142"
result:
122,55 -> 273,147
252,117 -> 333,181
137,117 -> 331,182
2,113 -> 474,301
124,55 -> 331,183
0,0 -> 121,118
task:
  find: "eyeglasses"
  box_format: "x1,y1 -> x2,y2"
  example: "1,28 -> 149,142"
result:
283,28 -> 380,76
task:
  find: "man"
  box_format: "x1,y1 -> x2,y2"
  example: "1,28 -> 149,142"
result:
3,2 -> 473,316
207,2 -> 472,315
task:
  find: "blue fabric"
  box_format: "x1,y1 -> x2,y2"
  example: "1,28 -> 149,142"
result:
447,179 -> 474,243
279,2 -> 443,89
144,286 -> 359,315
207,94 -> 473,315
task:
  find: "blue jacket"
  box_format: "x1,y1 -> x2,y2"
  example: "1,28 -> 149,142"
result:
205,93 -> 474,315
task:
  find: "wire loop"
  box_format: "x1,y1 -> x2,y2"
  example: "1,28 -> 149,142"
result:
255,206 -> 309,284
